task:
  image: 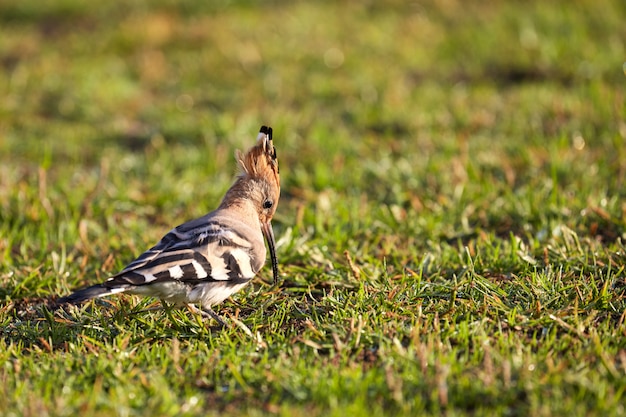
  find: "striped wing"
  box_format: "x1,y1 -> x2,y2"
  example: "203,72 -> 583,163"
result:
104,218 -> 260,288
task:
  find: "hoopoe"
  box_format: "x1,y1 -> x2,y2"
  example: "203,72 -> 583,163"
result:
58,126 -> 280,327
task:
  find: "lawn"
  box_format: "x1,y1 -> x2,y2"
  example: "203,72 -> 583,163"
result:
1,0 -> 625,415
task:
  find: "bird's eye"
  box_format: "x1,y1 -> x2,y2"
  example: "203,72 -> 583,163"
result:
263,199 -> 273,209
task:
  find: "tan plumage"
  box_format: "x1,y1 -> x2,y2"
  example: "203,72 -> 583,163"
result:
58,126 -> 280,327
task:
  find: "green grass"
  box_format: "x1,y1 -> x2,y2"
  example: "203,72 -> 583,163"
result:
1,0 -> 626,415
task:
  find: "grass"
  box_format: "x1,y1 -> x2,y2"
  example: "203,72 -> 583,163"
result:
1,0 -> 626,415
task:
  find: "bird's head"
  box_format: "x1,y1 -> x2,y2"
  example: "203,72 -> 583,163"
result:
234,125 -> 280,223
223,126 -> 280,284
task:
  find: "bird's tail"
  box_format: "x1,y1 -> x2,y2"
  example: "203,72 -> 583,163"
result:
57,284 -> 127,304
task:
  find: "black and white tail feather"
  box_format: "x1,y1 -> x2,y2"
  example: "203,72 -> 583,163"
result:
58,126 -> 280,327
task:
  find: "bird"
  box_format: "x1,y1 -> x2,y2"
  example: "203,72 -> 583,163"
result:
58,125 -> 280,327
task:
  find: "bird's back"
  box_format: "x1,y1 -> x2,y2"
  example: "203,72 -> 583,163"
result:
108,209 -> 265,287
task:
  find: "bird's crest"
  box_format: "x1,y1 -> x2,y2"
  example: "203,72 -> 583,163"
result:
236,126 -> 280,188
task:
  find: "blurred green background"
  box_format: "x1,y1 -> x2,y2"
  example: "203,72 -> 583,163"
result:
2,0 -> 624,257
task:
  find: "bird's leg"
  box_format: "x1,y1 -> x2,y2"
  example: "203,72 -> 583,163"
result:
187,304 -> 227,328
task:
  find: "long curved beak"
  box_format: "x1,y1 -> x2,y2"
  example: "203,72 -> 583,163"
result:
261,221 -> 280,285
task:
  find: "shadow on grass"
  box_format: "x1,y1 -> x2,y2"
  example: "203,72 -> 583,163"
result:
1,296 -> 226,351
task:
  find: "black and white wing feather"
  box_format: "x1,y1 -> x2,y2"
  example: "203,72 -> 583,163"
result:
58,215 -> 264,304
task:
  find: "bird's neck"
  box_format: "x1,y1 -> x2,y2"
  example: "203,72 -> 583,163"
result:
218,179 -> 257,218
